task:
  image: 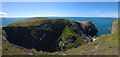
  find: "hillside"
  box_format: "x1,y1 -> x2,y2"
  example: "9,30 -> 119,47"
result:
2,17 -> 98,55
61,19 -> 118,55
2,18 -> 118,55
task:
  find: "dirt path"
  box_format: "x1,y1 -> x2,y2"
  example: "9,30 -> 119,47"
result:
86,43 -> 100,55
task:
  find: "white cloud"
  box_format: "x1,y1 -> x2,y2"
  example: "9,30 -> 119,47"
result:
96,10 -> 99,11
96,13 -> 118,18
1,14 -> 88,17
0,13 -> 118,18
96,13 -> 99,14
0,12 -> 7,15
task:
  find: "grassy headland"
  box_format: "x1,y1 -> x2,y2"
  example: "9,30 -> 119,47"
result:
2,17 -> 117,55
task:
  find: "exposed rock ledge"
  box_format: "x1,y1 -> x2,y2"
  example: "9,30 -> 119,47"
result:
2,17 -> 98,52
111,19 -> 118,33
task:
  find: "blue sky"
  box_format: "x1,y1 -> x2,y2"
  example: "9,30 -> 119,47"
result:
1,2 -> 118,17
1,0 -> 120,2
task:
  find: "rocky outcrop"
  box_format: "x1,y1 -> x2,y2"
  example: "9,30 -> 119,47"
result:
77,21 -> 98,37
2,17 -> 98,52
77,21 -> 98,42
111,19 -> 118,33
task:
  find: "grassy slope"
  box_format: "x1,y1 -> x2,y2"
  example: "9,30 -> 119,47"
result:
2,18 -> 118,55
5,18 -> 69,27
58,26 -> 85,51
63,19 -> 118,55
0,28 -> 2,56
2,36 -> 56,55
2,18 -> 85,55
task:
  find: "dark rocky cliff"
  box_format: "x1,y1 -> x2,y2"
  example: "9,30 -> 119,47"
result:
2,17 -> 98,52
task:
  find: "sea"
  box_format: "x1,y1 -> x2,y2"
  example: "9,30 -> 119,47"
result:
1,17 -> 114,37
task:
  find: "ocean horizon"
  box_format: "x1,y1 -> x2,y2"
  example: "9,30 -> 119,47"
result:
2,17 -> 114,37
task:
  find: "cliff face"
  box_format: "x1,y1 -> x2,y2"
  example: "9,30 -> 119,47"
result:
61,19 -> 118,55
77,21 -> 98,37
2,17 -> 98,52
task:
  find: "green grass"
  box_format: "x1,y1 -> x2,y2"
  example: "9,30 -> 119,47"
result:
2,38 -> 50,55
58,26 -> 85,51
2,39 -> 31,55
2,18 -> 118,55
5,18 -> 70,27
2,17 -> 86,55
63,19 -> 119,55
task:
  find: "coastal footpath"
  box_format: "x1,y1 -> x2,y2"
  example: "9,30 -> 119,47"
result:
62,19 -> 118,55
